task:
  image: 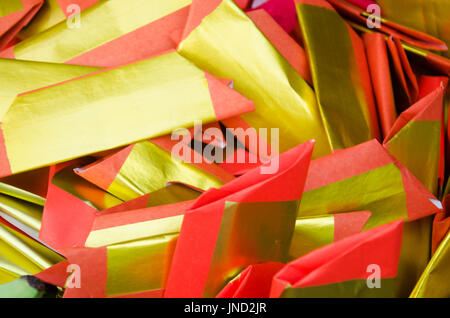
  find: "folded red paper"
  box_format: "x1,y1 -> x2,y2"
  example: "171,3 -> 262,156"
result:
271,220 -> 404,298
165,140 -> 315,297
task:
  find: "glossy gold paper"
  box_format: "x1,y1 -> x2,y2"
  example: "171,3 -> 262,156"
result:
2,52 -> 217,175
0,58 -> 99,120
85,214 -> 183,248
0,222 -> 63,284
288,214 -> 334,260
395,216 -> 432,297
410,230 -> 450,297
298,163 -> 407,229
280,278 -> 396,298
203,200 -> 298,297
85,207 -> 184,296
107,141 -> 226,201
0,194 -> 42,232
0,181 -> 45,206
106,234 -> 178,296
178,0 -> 331,156
52,165 -> 123,211
0,1 -> 24,18
386,121 -> 441,195
377,0 -> 450,58
296,3 -> 376,149
146,184 -> 200,208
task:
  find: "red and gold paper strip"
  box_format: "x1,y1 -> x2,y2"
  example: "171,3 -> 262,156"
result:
288,211 -> 371,260
66,5 -> 191,67
297,140 -> 438,296
383,85 -> 445,195
17,0 -> 99,41
165,141 -> 315,298
0,58 -> 99,120
2,0 -> 192,66
38,198 -> 197,297
246,8 -> 311,84
0,191 -> 43,236
0,180 -> 45,207
41,160 -> 201,250
178,0 -> 331,156
75,136 -> 234,202
0,51 -> 254,177
299,140 -> 441,228
271,220 -> 403,298
84,202 -> 193,298
295,0 -> 380,149
40,163 -> 125,249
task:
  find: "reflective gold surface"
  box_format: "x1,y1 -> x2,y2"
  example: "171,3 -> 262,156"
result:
0,58 -> 99,120
288,214 -> 334,260
85,204 -> 185,296
178,0 -> 331,156
106,233 -> 178,297
2,52 -> 217,175
0,222 -> 63,284
410,232 -> 450,298
395,216 -> 432,297
203,200 -> 298,297
0,181 -> 45,206
0,194 -> 42,232
85,214 -> 183,248
298,163 -> 407,229
146,184 -> 201,207
280,278 -> 396,298
386,121 -> 441,195
0,1 -> 24,18
296,3 -> 376,149
107,141 -> 225,201
52,165 -> 123,211
410,230 -> 450,297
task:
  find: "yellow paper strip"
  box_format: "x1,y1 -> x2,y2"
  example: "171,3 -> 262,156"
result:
1,51 -> 222,176
0,58 -> 99,120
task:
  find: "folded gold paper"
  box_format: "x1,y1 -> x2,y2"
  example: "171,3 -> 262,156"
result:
178,0 -> 331,156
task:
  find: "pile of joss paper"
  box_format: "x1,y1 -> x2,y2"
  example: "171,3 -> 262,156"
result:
0,0 -> 449,298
